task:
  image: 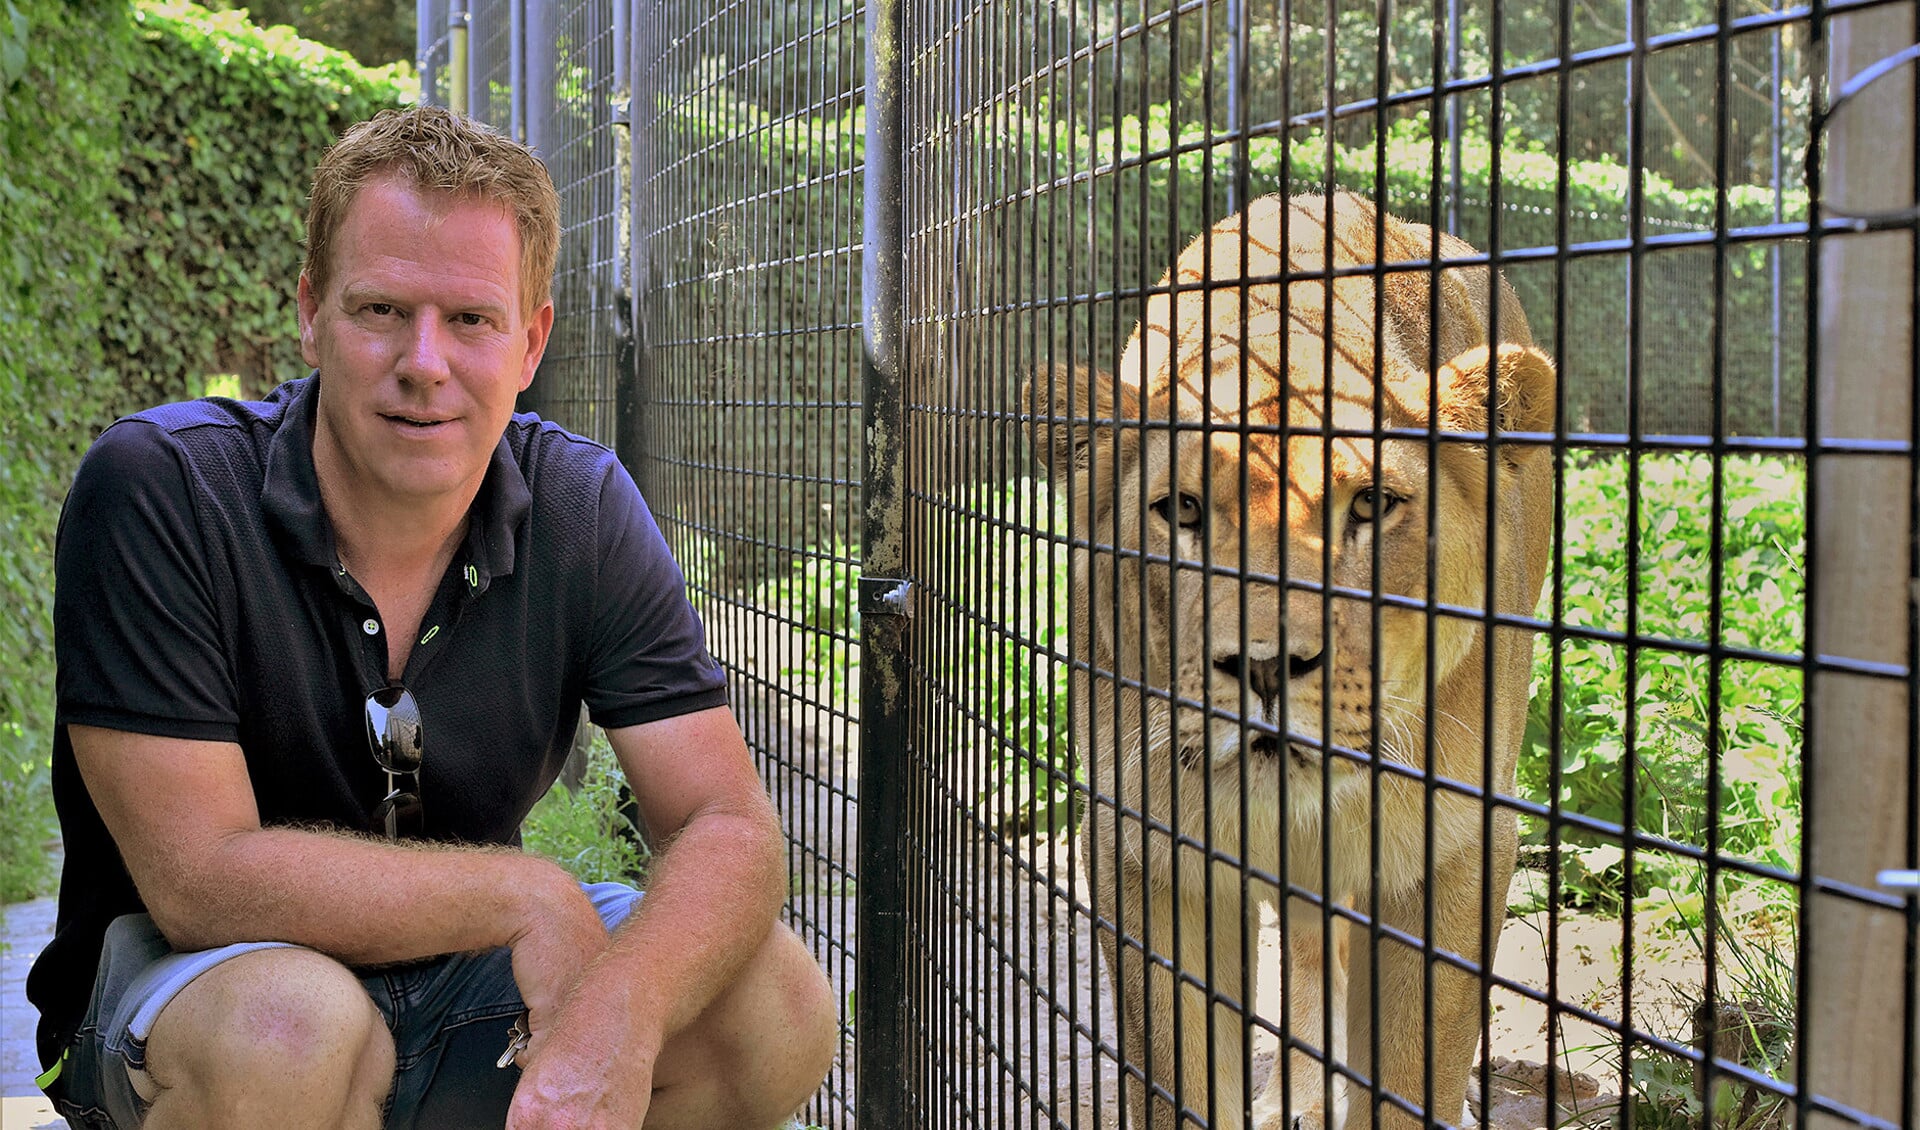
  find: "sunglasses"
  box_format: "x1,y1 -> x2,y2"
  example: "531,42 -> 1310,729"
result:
365,683 -> 424,839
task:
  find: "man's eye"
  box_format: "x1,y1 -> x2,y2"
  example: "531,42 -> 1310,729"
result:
366,303 -> 396,317
1351,486 -> 1402,523
1150,492 -> 1204,529
456,312 -> 487,327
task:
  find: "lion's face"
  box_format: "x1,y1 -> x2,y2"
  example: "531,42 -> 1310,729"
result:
1111,346 -> 1492,788
1031,210 -> 1554,820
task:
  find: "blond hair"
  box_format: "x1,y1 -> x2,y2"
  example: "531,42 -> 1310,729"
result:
303,106 -> 560,315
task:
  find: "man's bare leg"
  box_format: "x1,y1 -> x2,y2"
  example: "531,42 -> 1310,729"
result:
139,948 -> 394,1130
645,921 -> 838,1130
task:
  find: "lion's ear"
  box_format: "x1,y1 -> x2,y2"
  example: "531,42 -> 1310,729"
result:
1023,362 -> 1141,480
1435,344 -> 1557,457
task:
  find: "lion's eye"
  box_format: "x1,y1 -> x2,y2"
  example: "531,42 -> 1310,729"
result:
1351,486 -> 1401,523
1151,492 -> 1204,529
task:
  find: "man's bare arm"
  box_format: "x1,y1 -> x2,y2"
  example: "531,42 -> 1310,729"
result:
69,723 -> 604,970
506,704 -> 786,1127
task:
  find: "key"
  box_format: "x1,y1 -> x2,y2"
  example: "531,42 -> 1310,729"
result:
497,1012 -> 531,1069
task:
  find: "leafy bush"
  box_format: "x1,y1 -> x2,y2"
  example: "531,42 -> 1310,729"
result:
521,729 -> 651,886
0,0 -> 412,899
1519,452 -> 1804,928
109,2 -> 413,409
0,0 -> 137,901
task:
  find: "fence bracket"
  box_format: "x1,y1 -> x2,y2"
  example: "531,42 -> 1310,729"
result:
859,576 -> 915,618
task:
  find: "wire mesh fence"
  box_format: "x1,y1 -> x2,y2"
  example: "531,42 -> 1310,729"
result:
420,0 -> 1917,1126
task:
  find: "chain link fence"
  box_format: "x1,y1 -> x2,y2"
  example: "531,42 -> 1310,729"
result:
419,0 -> 1917,1126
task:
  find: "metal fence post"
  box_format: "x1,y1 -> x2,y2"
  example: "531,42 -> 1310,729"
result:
448,0 -> 469,115
509,0 -> 525,143
622,0 -> 651,496
417,0 -> 437,104
464,0 -> 487,123
1806,5 -> 1919,1124
518,0 -> 556,420
857,0 -> 911,1124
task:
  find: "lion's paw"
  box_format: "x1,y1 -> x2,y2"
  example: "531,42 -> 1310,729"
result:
1288,1111 -> 1327,1130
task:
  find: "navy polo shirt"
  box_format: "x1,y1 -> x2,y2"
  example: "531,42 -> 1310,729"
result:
29,375 -> 728,1063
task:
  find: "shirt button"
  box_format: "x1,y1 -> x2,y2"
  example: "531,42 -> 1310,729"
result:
362,618 -> 380,636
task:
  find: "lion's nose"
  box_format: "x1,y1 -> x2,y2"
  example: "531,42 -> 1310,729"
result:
1215,654 -> 1281,704
1217,649 -> 1325,705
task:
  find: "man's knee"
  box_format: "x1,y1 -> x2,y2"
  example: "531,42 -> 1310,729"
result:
143,947 -> 392,1115
754,923 -> 838,1100
654,922 -> 838,1128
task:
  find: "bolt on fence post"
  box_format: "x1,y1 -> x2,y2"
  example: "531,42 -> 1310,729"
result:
1805,3 -> 1919,1125
857,0 -> 912,1124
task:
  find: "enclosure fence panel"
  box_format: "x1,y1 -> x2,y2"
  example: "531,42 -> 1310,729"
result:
632,1 -> 869,1126
418,0 -> 1920,1125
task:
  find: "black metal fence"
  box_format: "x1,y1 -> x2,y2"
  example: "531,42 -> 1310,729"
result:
420,1 -> 1916,1127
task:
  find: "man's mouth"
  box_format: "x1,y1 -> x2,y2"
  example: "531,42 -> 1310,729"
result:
384,413 -> 450,429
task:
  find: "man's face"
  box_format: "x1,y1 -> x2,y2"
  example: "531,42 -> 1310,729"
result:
298,177 -> 553,512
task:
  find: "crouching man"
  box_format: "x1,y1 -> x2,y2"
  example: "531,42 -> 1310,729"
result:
27,105 -> 837,1130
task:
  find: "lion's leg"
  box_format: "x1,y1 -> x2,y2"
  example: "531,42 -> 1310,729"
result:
1088,839 -> 1156,1130
1249,904 -> 1348,1130
1179,868 -> 1257,1130
1346,819 -> 1516,1130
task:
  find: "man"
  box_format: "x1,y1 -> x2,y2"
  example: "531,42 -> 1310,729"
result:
27,106 -> 837,1129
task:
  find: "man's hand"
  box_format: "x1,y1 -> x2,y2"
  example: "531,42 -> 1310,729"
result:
505,992 -> 663,1130
507,880 -> 614,1060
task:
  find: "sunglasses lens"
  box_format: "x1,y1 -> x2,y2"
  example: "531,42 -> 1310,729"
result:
366,685 -> 424,774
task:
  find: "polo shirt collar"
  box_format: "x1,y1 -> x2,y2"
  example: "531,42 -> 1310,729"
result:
261,375 -> 532,592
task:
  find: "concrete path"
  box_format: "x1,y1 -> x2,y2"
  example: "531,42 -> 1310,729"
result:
2,897 -> 65,1130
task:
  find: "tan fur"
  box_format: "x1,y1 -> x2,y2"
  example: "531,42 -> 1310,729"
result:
1026,193 -> 1556,1130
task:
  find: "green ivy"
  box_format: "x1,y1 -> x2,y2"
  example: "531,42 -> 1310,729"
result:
108,1 -> 413,410
0,0 -> 134,900
0,0 -> 412,899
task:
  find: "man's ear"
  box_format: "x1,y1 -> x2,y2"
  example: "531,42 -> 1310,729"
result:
1435,343 -> 1557,460
520,301 -> 555,392
297,274 -> 321,369
1022,362 -> 1141,480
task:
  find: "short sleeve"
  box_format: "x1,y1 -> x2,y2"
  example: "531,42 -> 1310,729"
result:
55,420 -> 239,742
581,462 -> 729,728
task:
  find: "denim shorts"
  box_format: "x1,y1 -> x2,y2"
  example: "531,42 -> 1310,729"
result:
42,881 -> 641,1130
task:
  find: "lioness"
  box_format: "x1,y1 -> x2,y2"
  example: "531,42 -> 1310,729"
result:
1027,192 -> 1555,1130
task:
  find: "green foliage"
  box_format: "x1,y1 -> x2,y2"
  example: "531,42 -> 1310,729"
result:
110,1 -> 413,410
0,0 -> 137,901
0,0 -> 411,900
922,478 -> 1078,834
1520,452 -> 1804,930
199,0 -> 414,67
732,479 -> 1078,834
522,730 -> 651,887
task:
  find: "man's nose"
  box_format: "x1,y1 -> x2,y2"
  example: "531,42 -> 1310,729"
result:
396,316 -> 452,383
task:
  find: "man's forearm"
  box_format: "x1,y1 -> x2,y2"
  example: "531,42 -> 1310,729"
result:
567,806 -> 787,1046
149,825 -> 588,964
